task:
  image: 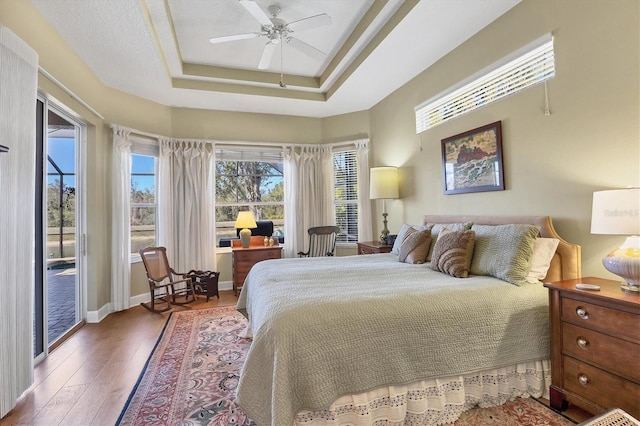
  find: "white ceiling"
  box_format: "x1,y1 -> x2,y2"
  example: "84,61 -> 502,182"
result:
30,0 -> 521,118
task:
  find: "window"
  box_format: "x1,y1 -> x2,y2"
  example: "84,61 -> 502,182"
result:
415,33 -> 555,133
333,149 -> 358,243
130,153 -> 157,255
215,147 -> 284,246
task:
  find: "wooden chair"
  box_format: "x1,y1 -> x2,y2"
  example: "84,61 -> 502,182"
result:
139,246 -> 196,313
298,226 -> 340,257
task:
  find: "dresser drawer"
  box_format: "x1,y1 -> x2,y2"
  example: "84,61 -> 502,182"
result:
562,322 -> 640,381
562,297 -> 640,342
564,356 -> 640,419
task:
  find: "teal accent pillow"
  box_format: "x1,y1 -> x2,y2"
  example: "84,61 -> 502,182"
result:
469,224 -> 540,286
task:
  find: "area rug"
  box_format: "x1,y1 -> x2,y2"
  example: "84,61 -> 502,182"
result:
117,306 -> 575,426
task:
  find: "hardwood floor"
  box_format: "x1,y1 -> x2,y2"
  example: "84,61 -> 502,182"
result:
1,291 -> 237,426
2,289 -> 593,425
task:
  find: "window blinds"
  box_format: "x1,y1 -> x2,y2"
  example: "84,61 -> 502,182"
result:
415,33 -> 555,133
215,145 -> 283,162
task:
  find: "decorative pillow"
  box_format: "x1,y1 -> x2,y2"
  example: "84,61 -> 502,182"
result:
469,224 -> 540,286
426,222 -> 473,262
526,238 -> 560,283
429,228 -> 476,278
392,223 -> 432,255
398,227 -> 432,264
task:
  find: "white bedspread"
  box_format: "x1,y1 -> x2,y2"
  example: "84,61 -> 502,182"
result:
236,254 -> 550,426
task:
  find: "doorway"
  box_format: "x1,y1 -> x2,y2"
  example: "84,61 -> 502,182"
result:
34,98 -> 86,360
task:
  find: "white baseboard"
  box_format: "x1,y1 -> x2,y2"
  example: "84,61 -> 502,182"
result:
86,283 -> 233,323
86,303 -> 111,323
130,292 -> 151,306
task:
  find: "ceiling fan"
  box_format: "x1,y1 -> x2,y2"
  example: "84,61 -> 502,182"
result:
208,0 -> 332,71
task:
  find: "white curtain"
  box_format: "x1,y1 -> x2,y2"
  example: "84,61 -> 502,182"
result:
355,139 -> 373,241
111,127 -> 132,312
0,26 -> 38,418
158,138 -> 215,272
283,145 -> 333,257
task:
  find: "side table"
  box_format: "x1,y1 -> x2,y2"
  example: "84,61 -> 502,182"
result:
232,244 -> 282,296
357,241 -> 392,255
544,277 -> 640,419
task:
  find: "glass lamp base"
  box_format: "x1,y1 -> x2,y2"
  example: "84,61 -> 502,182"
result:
602,236 -> 640,292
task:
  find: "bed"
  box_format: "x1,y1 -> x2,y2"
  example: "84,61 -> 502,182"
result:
236,215 -> 581,425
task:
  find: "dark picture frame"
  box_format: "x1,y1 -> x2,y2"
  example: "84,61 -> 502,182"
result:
441,121 -> 504,195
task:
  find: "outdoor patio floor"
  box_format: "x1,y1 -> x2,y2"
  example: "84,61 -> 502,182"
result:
47,266 -> 77,344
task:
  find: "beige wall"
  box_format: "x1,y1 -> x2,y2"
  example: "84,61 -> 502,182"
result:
368,0 -> 639,281
1,0 -> 638,313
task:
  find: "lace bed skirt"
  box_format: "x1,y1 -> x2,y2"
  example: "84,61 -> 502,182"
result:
295,359 -> 550,426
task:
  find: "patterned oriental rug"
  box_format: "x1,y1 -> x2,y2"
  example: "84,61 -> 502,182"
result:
117,306 -> 575,426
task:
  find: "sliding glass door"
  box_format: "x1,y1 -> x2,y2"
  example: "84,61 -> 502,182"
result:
34,98 -> 86,360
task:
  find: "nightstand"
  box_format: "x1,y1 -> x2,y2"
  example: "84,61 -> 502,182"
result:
544,277 -> 640,419
232,239 -> 282,296
357,241 -> 392,255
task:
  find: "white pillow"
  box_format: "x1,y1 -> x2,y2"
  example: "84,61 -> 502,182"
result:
526,237 -> 560,283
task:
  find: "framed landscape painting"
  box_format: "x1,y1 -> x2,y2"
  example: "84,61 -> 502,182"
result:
441,121 -> 504,195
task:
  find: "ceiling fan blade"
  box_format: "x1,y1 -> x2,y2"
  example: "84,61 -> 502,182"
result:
287,13 -> 332,32
209,33 -> 261,44
287,37 -> 325,61
239,0 -> 273,27
258,43 -> 277,69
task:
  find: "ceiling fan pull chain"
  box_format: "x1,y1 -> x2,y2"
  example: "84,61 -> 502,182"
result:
279,43 -> 286,88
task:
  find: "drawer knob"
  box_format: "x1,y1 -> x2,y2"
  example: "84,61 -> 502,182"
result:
576,307 -> 589,319
576,337 -> 589,349
578,374 -> 589,386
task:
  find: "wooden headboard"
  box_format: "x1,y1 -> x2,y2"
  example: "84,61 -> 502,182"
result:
422,215 -> 582,282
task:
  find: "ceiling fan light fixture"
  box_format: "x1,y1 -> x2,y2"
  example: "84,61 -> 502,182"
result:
208,0 -> 331,70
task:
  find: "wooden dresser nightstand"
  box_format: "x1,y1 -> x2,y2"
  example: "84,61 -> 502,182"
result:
544,277 -> 640,419
232,238 -> 282,296
357,241 -> 392,255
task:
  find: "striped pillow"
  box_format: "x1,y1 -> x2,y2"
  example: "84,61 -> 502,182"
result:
398,227 -> 432,264
429,228 -> 476,278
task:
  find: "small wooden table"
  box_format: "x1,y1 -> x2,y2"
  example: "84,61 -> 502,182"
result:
544,277 -> 640,419
357,241 -> 393,255
232,236 -> 282,296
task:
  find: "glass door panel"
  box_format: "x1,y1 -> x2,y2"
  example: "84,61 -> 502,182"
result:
46,109 -> 80,346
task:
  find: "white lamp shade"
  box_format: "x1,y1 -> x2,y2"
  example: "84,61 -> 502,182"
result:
591,188 -> 640,235
234,211 -> 257,229
370,167 -> 399,200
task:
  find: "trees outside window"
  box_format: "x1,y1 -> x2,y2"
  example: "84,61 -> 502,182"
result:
130,154 -> 156,254
215,160 -> 284,245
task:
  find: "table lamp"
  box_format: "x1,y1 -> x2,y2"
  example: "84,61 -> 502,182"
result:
235,211 -> 257,248
591,188 -> 640,291
370,167 -> 399,244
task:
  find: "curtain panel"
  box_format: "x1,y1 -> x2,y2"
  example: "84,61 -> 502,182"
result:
355,139 -> 373,242
158,138 -> 216,273
111,127 -> 132,312
283,145 -> 333,258
0,26 -> 38,419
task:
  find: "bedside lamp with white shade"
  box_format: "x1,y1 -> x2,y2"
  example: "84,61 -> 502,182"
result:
235,211 -> 257,248
591,188 -> 640,292
370,166 -> 399,244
